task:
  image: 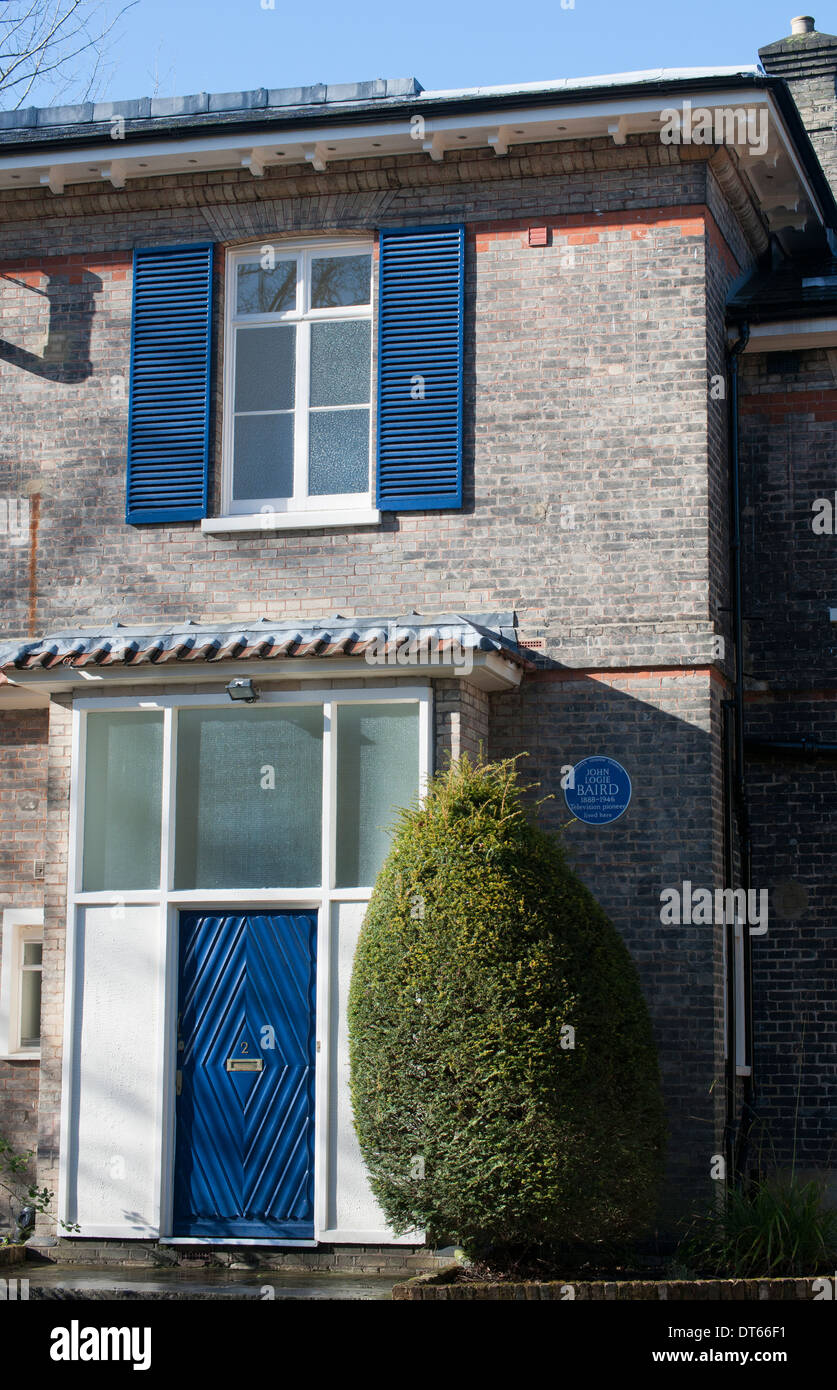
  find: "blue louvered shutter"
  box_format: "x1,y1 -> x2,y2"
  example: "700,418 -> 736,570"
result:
126,244 -> 213,524
376,225 -> 464,510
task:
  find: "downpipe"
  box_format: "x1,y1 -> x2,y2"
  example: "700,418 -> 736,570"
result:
726,322 -> 754,1183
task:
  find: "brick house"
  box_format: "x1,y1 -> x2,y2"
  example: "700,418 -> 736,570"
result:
0,17 -> 834,1263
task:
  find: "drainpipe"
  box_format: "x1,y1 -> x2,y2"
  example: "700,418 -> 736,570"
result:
726,322 -> 753,1182
721,699 -> 737,1178
745,738 -> 837,757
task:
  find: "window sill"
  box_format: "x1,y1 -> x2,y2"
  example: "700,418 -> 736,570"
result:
0,1050 -> 40,1061
201,508 -> 381,534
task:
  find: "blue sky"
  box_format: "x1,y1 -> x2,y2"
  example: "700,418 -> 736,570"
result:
69,1 -> 813,106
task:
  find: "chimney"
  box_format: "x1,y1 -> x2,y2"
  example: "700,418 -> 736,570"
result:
759,18 -> 837,193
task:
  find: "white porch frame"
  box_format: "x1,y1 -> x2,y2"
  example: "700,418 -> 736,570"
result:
58,683 -> 433,1244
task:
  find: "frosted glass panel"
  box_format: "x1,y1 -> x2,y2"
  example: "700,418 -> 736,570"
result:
310,321 -> 370,406
235,326 -> 295,411
233,413 -> 294,501
82,712 -> 163,890
236,258 -> 297,315
336,704 -> 419,887
310,255 -> 371,308
309,409 -> 369,496
23,941 -> 42,966
175,706 -> 323,888
20,969 -> 41,1048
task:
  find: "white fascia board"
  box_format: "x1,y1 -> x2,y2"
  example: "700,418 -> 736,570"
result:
0,85 -> 782,190
5,650 -> 523,693
743,318 -> 837,352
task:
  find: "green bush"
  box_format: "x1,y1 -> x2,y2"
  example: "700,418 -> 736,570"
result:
348,755 -> 666,1261
679,1175 -> 837,1278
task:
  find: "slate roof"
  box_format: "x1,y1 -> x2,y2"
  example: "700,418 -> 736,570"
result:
0,67 -> 760,142
727,254 -> 837,324
0,613 -> 529,673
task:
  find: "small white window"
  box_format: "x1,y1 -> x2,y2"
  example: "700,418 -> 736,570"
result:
0,910 -> 44,1058
218,239 -> 377,529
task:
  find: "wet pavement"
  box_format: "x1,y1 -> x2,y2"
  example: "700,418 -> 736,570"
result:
17,1264 -> 400,1300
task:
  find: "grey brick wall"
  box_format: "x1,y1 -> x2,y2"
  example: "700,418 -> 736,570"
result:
489,668 -> 726,1222
735,345 -> 837,1171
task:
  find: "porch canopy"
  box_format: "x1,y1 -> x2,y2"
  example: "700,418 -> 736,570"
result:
0,611 -> 529,705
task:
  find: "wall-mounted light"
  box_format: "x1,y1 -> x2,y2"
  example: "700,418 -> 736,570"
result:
225,678 -> 259,703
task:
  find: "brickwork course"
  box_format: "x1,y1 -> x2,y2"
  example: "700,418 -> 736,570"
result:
0,17 -> 836,1254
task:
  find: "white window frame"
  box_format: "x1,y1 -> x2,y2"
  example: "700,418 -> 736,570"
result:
59,686 -> 432,1240
211,238 -> 380,533
0,909 -> 44,1059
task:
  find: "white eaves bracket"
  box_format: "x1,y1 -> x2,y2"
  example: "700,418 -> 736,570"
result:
422,132 -> 446,162
39,167 -> 64,194
241,149 -> 266,177
488,126 -> 510,156
303,143 -> 327,172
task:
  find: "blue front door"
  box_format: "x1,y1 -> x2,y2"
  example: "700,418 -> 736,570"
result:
173,911 -> 317,1239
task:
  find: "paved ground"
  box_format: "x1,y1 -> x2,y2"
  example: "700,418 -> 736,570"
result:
15,1265 -> 400,1300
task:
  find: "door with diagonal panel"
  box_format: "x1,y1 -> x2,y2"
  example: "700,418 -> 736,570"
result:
173,911 -> 317,1238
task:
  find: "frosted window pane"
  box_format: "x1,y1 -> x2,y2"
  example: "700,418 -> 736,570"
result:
336,704 -> 419,887
20,969 -> 41,1048
82,711 -> 163,890
237,259 -> 297,314
310,321 -> 370,407
310,255 -> 371,308
233,413 -> 294,501
235,326 -> 295,412
174,706 -> 323,889
308,409 -> 369,496
23,942 -> 42,966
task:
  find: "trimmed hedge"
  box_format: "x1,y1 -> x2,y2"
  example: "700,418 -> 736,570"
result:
348,756 -> 666,1260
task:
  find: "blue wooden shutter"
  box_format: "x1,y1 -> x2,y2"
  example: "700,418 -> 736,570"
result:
376,225 -> 464,510
126,243 -> 213,524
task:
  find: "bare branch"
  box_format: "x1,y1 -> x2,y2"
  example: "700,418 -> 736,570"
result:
0,1 -> 139,110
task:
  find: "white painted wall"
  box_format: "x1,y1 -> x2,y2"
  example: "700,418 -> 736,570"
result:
322,901 -> 420,1243
64,905 -> 163,1234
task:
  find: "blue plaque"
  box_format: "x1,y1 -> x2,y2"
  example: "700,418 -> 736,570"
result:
564,755 -> 631,825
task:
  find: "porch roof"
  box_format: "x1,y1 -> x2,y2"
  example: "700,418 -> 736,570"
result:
0,612 -> 531,701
